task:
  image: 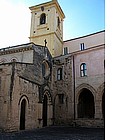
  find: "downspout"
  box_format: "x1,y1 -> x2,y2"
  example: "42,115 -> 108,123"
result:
72,55 -> 76,120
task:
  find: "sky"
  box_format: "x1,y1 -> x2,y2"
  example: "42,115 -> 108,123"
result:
0,0 -> 105,48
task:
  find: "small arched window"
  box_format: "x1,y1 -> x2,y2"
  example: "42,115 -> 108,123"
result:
11,58 -> 17,62
80,63 -> 87,77
57,68 -> 62,80
0,58 -> 7,64
57,17 -> 60,29
42,61 -> 50,78
40,13 -> 46,25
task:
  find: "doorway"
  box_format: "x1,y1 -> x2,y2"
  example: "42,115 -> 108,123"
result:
42,95 -> 48,126
20,99 -> 26,130
102,91 -> 105,119
77,88 -> 95,118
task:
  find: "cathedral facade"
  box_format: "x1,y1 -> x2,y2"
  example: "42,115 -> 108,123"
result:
0,0 -> 105,132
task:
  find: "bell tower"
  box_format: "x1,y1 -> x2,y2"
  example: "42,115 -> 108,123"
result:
29,0 -> 65,57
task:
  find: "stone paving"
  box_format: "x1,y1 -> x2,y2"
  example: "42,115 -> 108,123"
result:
0,126 -> 104,140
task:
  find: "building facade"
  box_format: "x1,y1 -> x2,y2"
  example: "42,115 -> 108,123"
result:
0,0 -> 105,132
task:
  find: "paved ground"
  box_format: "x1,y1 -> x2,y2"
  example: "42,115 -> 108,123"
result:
0,126 -> 104,140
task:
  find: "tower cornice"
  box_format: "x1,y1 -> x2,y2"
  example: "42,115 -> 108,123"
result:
29,0 -> 65,19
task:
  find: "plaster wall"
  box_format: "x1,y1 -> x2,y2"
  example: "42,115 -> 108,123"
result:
64,31 -> 105,54
0,50 -> 33,64
74,45 -> 105,89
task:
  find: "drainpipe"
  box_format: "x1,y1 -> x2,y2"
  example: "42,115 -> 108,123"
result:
72,55 -> 76,120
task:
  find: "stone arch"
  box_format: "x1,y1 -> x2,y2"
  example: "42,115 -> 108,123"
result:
0,58 -> 7,64
18,95 -> 29,130
10,57 -> 18,62
76,83 -> 97,104
43,89 -> 52,103
97,82 -> 105,98
42,90 -> 53,126
18,95 -> 29,105
75,83 -> 97,119
77,88 -> 95,118
97,82 -> 105,119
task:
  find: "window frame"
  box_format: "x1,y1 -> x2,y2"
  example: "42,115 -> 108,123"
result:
42,61 -> 50,78
80,43 -> 85,51
80,63 -> 87,77
40,13 -> 46,25
64,47 -> 68,55
57,17 -> 61,29
57,68 -> 62,80
58,94 -> 64,104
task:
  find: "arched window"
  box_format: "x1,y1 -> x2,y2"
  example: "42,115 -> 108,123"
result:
57,68 -> 62,80
42,61 -> 50,78
40,13 -> 46,25
0,58 -> 7,64
80,63 -> 87,77
11,58 -> 17,62
57,17 -> 60,29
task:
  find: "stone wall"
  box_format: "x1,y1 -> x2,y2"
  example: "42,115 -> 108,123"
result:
0,44 -> 53,132
52,54 -> 74,125
0,64 -> 13,131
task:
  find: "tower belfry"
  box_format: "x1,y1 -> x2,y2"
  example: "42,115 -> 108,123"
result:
29,0 -> 65,57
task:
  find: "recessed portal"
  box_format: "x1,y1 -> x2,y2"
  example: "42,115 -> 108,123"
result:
102,91 -> 105,119
20,99 -> 26,130
43,95 -> 48,127
77,88 -> 95,118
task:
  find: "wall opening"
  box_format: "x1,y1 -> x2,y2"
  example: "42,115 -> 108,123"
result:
77,88 -> 95,118
42,95 -> 48,127
102,90 -> 105,119
20,99 -> 26,130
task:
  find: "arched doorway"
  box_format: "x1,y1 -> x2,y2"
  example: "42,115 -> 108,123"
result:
102,90 -> 105,119
42,95 -> 48,127
77,88 -> 95,118
20,99 -> 26,130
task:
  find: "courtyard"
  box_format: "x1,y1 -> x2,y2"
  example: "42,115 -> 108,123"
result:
0,126 -> 104,140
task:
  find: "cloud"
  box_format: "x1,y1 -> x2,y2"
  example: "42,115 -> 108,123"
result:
0,0 -> 31,48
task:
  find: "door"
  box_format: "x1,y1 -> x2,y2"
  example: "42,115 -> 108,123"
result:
20,99 -> 26,130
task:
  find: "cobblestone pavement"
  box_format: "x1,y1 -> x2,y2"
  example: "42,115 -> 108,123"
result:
0,126 -> 104,140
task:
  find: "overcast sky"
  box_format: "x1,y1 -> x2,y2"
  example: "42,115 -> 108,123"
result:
0,0 -> 105,48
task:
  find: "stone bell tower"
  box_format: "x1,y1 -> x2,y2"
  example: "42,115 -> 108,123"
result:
29,0 -> 65,57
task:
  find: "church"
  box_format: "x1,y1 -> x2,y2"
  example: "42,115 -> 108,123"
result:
0,0 -> 105,132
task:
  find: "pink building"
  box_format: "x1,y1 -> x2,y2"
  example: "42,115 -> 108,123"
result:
64,30 -> 105,126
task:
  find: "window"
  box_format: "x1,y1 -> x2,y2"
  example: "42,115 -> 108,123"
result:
57,68 -> 62,80
11,58 -> 17,62
0,58 -> 7,64
40,13 -> 46,25
58,94 -> 64,104
57,17 -> 60,29
80,63 -> 87,77
80,43 -> 85,50
64,47 -> 68,55
42,61 -> 50,78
